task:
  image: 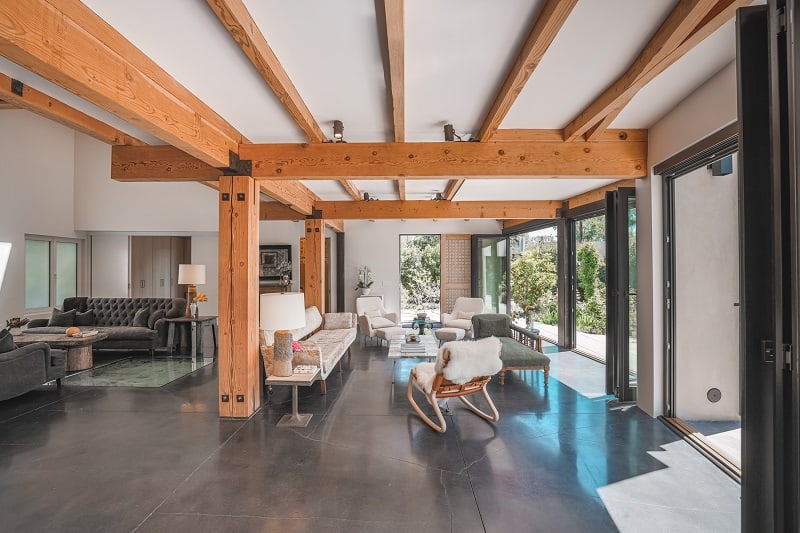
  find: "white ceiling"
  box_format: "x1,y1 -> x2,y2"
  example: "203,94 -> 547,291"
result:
2,1 -> 744,205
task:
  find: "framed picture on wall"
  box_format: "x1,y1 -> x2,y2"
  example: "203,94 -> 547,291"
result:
259,245 -> 291,281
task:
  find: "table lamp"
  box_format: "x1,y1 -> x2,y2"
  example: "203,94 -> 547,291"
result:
260,292 -> 306,377
178,264 -> 206,317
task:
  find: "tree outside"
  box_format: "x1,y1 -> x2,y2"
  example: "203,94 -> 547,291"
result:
399,235 -> 441,320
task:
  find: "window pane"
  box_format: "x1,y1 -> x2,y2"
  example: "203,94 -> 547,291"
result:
25,239 -> 50,308
509,226 -> 558,341
575,214 -> 607,360
56,241 -> 78,304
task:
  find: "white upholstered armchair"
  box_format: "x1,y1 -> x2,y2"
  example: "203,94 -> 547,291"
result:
356,296 -> 399,344
440,297 -> 485,339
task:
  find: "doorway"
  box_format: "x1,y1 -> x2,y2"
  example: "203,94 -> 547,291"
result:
399,235 -> 441,323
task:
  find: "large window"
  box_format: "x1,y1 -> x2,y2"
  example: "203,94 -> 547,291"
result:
509,226 -> 558,341
25,236 -> 79,309
399,235 -> 441,323
575,213 -> 608,359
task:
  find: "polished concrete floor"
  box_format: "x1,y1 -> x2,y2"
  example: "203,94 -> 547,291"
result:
0,342 -> 740,532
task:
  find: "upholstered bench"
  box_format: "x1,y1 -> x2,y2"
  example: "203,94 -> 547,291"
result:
375,326 -> 405,346
472,313 -> 550,386
434,327 -> 465,345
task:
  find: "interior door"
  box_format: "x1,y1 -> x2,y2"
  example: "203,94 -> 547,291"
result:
605,187 -> 637,401
471,235 -> 508,314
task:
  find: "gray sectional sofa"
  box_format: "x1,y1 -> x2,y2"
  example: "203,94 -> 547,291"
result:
24,297 -> 186,355
0,332 -> 66,401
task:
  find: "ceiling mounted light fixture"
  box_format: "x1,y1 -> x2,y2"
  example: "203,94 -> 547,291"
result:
333,120 -> 345,142
443,123 -> 462,142
433,192 -> 444,201
363,192 -> 378,201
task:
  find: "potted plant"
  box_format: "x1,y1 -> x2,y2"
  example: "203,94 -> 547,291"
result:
355,266 -> 374,296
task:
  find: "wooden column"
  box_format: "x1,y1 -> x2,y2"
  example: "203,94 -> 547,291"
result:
218,175 -> 260,418
303,219 -> 325,312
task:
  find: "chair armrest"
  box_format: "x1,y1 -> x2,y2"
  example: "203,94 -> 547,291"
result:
383,312 -> 399,325
358,314 -> 374,337
510,324 -> 542,352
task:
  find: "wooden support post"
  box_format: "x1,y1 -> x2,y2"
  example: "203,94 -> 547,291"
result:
218,175 -> 260,418
303,219 -> 325,312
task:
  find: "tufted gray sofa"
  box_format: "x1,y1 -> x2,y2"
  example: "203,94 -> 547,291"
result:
25,297 -> 186,355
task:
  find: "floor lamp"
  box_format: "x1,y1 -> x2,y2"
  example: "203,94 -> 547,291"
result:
260,292 -> 306,377
178,264 -> 206,318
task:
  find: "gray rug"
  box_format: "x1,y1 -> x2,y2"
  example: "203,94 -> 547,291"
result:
64,357 -> 213,387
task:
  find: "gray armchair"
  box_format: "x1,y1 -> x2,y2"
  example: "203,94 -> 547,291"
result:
0,342 -> 66,401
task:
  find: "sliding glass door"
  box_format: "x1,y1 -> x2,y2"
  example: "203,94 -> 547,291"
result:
471,235 -> 508,314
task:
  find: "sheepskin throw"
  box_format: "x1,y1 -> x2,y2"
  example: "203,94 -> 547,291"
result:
436,336 -> 502,384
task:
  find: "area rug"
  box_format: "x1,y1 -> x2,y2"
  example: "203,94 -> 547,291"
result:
64,357 -> 213,387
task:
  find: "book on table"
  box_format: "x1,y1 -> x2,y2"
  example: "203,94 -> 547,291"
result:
400,343 -> 427,352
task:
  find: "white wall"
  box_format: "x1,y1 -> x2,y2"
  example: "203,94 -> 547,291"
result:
0,111 -> 84,320
89,233 -> 129,297
674,162 -> 740,420
639,60 -> 739,416
343,219 -> 502,315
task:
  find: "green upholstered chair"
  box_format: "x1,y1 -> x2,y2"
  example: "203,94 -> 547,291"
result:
471,313 -> 550,386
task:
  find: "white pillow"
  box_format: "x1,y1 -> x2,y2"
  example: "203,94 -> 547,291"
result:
456,311 -> 475,320
370,316 -> 395,328
366,308 -> 382,318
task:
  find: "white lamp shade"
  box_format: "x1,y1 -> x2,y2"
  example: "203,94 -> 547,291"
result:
178,264 -> 206,285
260,292 -> 306,331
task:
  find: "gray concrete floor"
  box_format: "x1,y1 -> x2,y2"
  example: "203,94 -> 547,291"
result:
0,343 -> 740,532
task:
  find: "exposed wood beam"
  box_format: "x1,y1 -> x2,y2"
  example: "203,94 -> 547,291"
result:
303,200 -> 559,220
396,178 -> 406,200
567,179 -> 636,210
443,178 -> 466,201
260,201 -> 305,220
339,179 -> 363,201
477,0 -> 577,142
205,0 -> 327,143
377,0 -> 405,142
0,98 -> 15,109
111,145 -> 316,215
563,0 -> 743,141
503,219 -> 535,230
241,140 -> 647,179
325,219 -> 345,233
0,73 -> 144,145
0,0 -> 241,167
493,129 -> 647,143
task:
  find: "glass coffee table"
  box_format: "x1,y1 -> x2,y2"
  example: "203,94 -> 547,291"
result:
387,334 -> 438,383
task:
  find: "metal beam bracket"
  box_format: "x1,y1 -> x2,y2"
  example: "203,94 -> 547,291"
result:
219,150 -> 252,176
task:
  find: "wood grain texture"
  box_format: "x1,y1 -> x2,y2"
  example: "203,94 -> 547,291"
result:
492,129 -> 647,143
0,0 -> 239,167
325,219 -> 345,233
310,200 -> 559,220
478,0 -> 577,142
443,178 -> 466,201
396,178 -> 406,200
563,0 -> 742,141
303,219 -> 325,312
260,201 -> 307,221
380,0 -> 405,142
0,72 -> 144,145
241,140 -> 647,178
567,179 -> 636,209
218,175 -> 260,418
206,0 -> 326,143
339,179 -> 363,201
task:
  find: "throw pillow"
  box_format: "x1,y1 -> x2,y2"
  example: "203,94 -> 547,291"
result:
164,301 -> 183,319
457,311 -> 476,320
0,328 -> 16,353
370,316 -> 395,328
74,309 -> 95,326
475,315 -> 512,338
365,308 -> 382,318
148,309 -> 166,329
133,308 -> 150,328
48,308 -> 76,327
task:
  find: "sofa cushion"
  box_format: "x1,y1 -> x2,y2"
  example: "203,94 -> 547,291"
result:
445,318 -> 472,330
0,328 -> 16,353
95,326 -> 157,341
323,312 -> 355,330
148,309 -> 165,329
370,316 -> 395,328
48,308 -> 76,327
472,314 -> 512,338
22,327 -> 68,335
74,310 -> 95,326
456,311 -> 476,320
133,308 -> 150,328
497,337 -> 550,367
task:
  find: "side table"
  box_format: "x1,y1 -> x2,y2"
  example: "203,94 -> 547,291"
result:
165,316 -> 218,356
265,369 -> 320,427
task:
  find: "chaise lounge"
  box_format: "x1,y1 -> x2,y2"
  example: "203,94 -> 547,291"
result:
472,313 -> 550,386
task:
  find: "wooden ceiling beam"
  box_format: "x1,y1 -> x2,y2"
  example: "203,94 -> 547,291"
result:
260,201 -> 306,220
443,178 -> 466,201
397,178 -> 406,201
303,200 -> 559,220
376,0 -> 405,142
112,145 -> 316,214
567,179 -> 636,210
0,0 -> 240,167
0,98 -> 16,110
206,0 -> 327,143
493,129 -> 647,143
339,179 -> 363,201
325,219 -> 345,233
563,0 -> 742,142
0,72 -> 144,145
478,0 -> 578,142
240,140 -> 647,178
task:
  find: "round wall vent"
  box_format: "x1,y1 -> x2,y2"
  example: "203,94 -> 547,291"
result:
707,388 -> 722,403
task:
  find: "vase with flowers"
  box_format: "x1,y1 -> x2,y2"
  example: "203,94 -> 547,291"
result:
355,266 -> 374,296
191,290 -> 208,318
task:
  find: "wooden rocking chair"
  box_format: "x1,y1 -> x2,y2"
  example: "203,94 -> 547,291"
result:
407,336 -> 503,433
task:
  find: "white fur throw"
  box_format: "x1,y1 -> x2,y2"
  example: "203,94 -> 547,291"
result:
436,336 -> 502,385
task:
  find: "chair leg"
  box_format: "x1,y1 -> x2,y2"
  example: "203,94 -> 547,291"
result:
457,387 -> 499,423
407,371 -> 447,432
544,366 -> 550,386
498,369 -> 506,385
320,379 -> 327,395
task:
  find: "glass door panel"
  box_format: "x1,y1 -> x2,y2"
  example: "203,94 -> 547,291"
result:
471,235 -> 507,314
509,226 -> 558,342
55,241 -> 78,304
575,213 -> 608,360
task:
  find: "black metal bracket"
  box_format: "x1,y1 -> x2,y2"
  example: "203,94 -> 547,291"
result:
218,150 -> 252,176
11,78 -> 23,96
306,209 -> 323,219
